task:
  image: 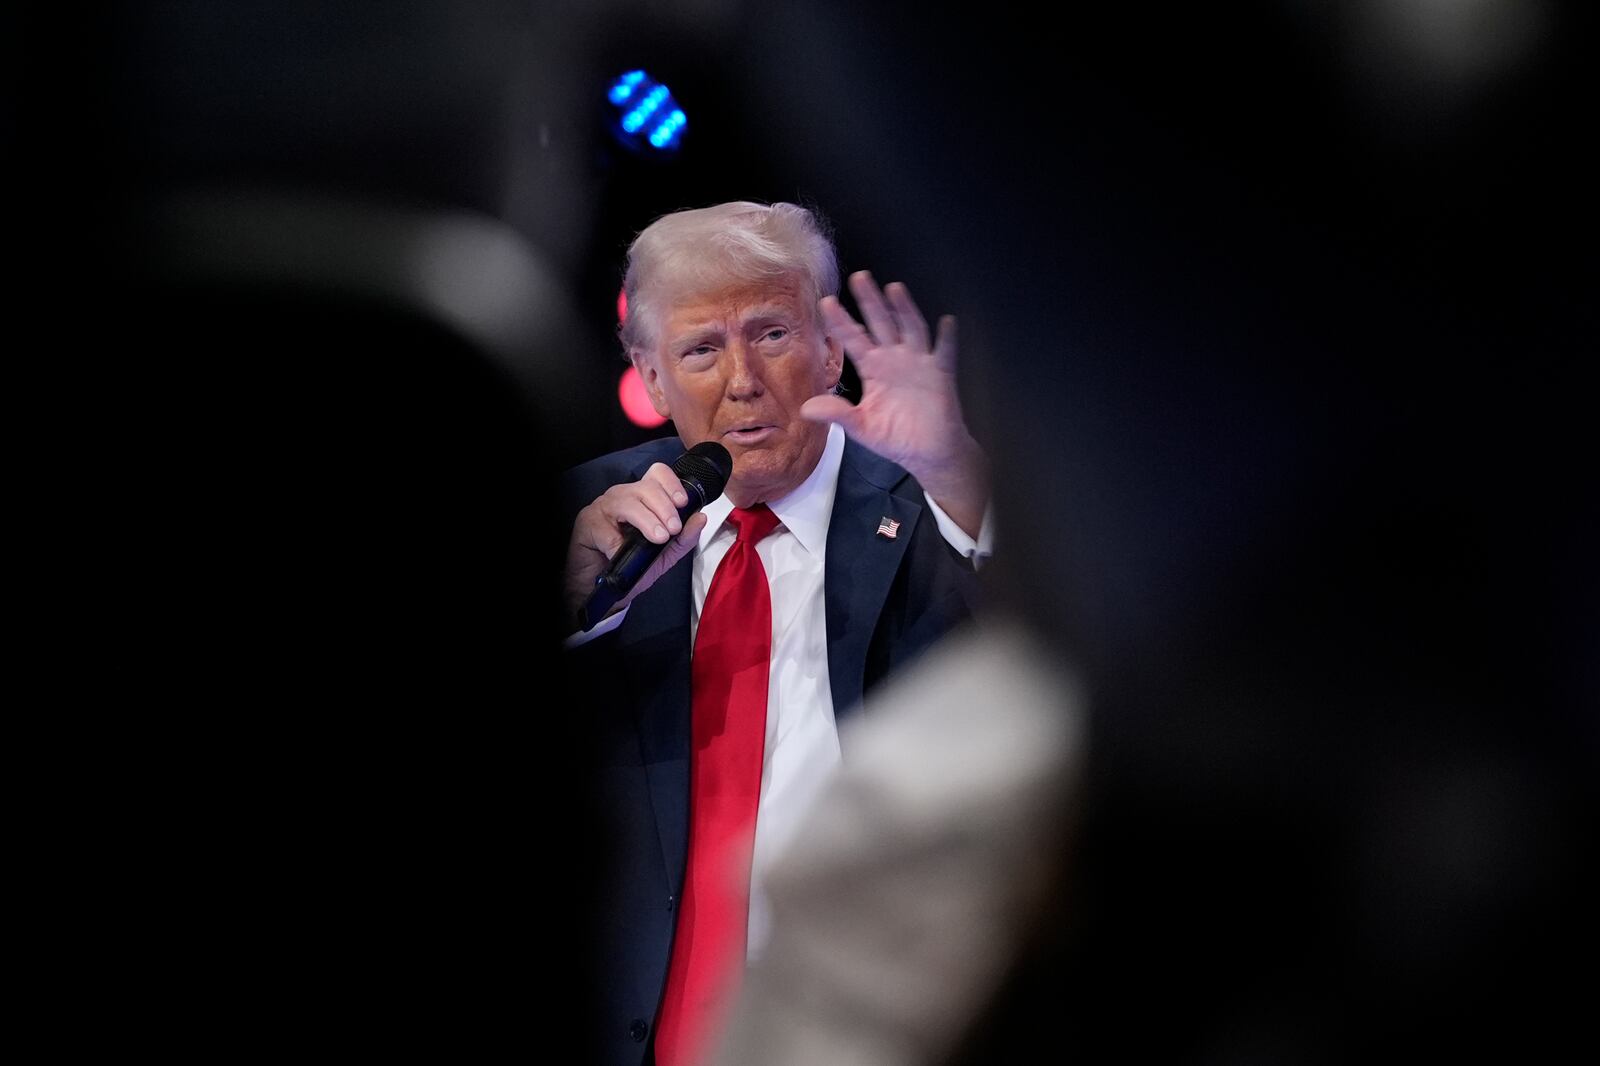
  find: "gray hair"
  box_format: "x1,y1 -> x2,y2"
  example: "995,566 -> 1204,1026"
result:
619,201 -> 839,356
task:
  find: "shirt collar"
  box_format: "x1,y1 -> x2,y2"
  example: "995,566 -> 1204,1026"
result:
698,422 -> 844,558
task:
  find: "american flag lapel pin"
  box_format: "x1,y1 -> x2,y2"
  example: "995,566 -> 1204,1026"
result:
876,516 -> 901,540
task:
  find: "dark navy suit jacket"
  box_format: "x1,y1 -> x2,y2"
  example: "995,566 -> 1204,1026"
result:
563,434 -> 979,1066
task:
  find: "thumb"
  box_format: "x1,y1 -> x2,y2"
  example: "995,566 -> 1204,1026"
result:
800,394 -> 860,431
670,511 -> 708,558
649,511 -> 707,579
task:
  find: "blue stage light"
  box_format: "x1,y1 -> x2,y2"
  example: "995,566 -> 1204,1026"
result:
608,70 -> 646,104
649,109 -> 687,147
607,71 -> 687,154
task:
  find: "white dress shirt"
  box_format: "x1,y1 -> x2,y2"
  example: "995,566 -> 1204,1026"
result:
572,424 -> 992,957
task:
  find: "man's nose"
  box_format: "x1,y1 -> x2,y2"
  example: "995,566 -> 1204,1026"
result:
723,341 -> 763,399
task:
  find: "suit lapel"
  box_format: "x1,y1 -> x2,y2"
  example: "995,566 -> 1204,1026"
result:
825,441 -> 921,730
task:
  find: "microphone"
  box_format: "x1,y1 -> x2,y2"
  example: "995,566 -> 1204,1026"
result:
580,440 -> 733,630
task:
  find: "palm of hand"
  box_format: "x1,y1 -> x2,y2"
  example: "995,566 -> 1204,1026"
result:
839,339 -> 967,471
802,273 -> 975,479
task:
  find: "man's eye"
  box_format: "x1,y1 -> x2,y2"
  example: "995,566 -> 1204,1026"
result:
762,328 -> 788,342
686,344 -> 716,357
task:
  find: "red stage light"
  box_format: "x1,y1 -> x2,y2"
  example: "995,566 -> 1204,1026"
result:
618,366 -> 667,429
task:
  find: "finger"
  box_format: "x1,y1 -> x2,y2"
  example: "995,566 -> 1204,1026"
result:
799,394 -> 862,433
848,270 -> 901,349
575,510 -> 629,560
634,465 -> 690,533
884,282 -> 930,353
652,511 -> 708,570
932,314 -> 958,372
820,295 -> 885,372
603,489 -> 679,542
643,461 -> 690,510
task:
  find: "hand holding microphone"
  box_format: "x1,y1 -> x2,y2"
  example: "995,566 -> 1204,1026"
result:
566,441 -> 733,632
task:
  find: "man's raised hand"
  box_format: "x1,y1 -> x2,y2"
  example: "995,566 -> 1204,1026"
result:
801,271 -> 989,538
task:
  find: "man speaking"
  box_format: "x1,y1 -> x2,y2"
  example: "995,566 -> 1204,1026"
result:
563,201 -> 991,1066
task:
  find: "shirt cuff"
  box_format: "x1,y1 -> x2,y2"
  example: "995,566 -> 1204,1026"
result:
923,492 -> 995,569
562,604 -> 630,649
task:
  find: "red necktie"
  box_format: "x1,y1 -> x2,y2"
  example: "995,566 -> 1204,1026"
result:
653,503 -> 781,1066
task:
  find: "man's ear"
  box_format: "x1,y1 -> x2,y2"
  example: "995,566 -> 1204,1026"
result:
630,349 -> 671,419
822,334 -> 843,390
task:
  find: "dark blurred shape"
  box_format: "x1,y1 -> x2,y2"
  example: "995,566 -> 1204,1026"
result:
23,3 -> 620,1059
708,1 -> 1594,1061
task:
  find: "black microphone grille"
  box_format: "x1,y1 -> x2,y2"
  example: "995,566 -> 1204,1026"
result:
673,441 -> 733,502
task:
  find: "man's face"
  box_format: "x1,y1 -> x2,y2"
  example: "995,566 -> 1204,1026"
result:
635,275 -> 842,507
